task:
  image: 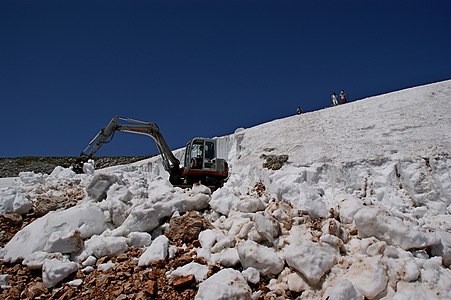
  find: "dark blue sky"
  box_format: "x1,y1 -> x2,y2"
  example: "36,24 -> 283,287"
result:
1,0 -> 450,157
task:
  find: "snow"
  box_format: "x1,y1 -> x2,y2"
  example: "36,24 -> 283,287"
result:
1,80 -> 451,298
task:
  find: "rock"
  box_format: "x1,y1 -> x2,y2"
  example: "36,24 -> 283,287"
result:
165,211 -> 208,244
261,154 -> 289,170
34,195 -> 61,217
171,274 -> 196,290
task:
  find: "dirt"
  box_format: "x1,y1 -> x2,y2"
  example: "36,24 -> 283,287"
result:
0,156 -> 150,178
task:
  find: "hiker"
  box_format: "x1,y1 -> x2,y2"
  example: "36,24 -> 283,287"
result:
296,106 -> 303,114
331,92 -> 339,106
340,90 -> 347,104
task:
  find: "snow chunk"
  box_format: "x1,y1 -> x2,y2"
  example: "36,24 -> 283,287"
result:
86,173 -> 123,202
44,230 -> 83,254
67,279 -> 83,287
324,279 -> 364,300
211,248 -> 240,267
354,207 -> 439,250
210,189 -> 240,216
42,258 -> 79,288
284,240 -> 338,284
431,230 -> 451,267
98,261 -> 115,272
127,232 -> 152,248
81,256 -> 97,267
237,240 -> 284,276
138,235 -> 169,266
22,251 -> 64,270
237,198 -> 266,213
337,195 -> 364,224
0,204 -> 107,262
168,262 -> 209,283
195,268 -> 252,300
47,166 -> 76,181
83,235 -> 128,258
343,256 -> 388,299
242,267 -> 260,285
192,183 -> 212,195
286,271 -> 309,293
0,187 -> 32,215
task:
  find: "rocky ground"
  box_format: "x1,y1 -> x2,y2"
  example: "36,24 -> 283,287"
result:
0,203 -> 208,299
0,156 -> 150,178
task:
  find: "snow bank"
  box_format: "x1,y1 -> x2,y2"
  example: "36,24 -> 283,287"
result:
0,80 -> 450,297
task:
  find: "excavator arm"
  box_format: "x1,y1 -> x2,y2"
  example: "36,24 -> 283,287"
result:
74,116 -> 181,179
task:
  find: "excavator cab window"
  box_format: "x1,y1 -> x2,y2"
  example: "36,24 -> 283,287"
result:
204,141 -> 215,169
189,141 -> 204,169
184,139 -> 216,170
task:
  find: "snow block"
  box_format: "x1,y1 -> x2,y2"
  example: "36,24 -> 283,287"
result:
324,279 -> 364,300
354,207 -> 440,250
431,230 -> 451,267
42,258 -> 79,288
83,235 -> 128,258
22,252 -> 64,270
138,235 -> 169,266
44,230 -> 83,254
86,173 -> 123,202
127,232 -> 152,248
284,240 -> 338,284
195,268 -> 252,300
168,262 -> 209,283
210,189 -> 240,216
0,187 -> 32,215
237,240 -> 284,276
343,256 -> 388,299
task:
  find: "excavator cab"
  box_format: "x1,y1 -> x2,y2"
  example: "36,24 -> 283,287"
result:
185,138 -> 216,170
182,138 -> 228,186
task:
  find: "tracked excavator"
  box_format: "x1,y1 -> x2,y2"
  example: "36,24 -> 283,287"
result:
73,116 -> 228,187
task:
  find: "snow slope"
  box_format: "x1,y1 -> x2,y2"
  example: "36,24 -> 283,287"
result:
1,80 -> 450,299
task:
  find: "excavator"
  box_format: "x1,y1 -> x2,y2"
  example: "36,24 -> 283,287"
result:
73,116 -> 229,187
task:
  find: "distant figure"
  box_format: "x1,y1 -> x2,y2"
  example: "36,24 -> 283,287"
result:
340,90 -> 347,104
331,92 -> 339,106
296,106 -> 303,114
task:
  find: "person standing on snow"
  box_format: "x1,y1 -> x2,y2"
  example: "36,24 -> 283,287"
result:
331,92 -> 339,106
296,106 -> 303,114
340,90 -> 347,104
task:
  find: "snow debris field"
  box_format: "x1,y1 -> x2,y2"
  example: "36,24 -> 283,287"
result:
1,80 -> 451,299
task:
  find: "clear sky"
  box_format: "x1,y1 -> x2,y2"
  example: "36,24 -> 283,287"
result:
1,0 -> 450,158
